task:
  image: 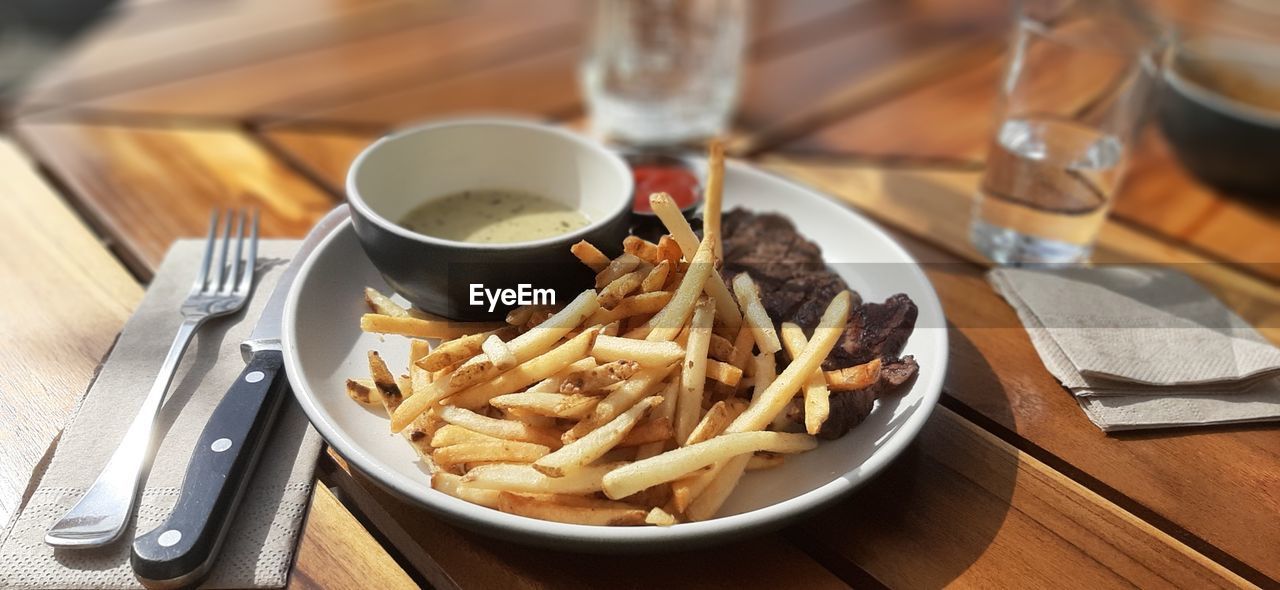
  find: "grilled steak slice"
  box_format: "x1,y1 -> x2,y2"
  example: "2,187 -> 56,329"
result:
817,356 -> 919,439
719,208 -> 923,439
721,209 -> 862,329
822,293 -> 918,371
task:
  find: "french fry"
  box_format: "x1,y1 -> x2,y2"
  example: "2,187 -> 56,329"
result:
361,313 -> 504,341
396,374 -> 412,398
535,396 -> 661,477
345,378 -> 380,405
746,452 -> 786,471
368,351 -> 404,415
432,472 -> 502,508
684,400 -> 733,446
728,291 -> 851,433
364,287 -> 410,317
677,297 -> 715,443
656,235 -> 681,266
729,323 -> 755,373
704,139 -> 726,259
617,417 -> 673,447
503,407 -> 558,429
640,260 -> 671,293
489,392 -> 600,419
623,235 -> 661,264
598,269 -> 645,309
558,359 -> 640,395
825,358 -> 883,391
497,492 -> 647,526
708,333 -> 736,362
433,440 -> 551,468
685,454 -> 750,521
636,376 -> 680,460
591,335 -> 684,367
415,326 -> 515,372
446,328 -> 601,408
430,424 -> 503,447
731,273 -> 782,354
704,359 -> 742,387
780,322 -> 833,435
506,305 -> 553,327
481,334 -> 516,371
585,291 -> 672,327
571,240 -> 610,272
461,462 -> 623,495
409,339 -> 433,404
648,192 -> 742,333
595,253 -> 642,288
525,308 -> 554,329
437,406 -> 562,448
601,431 -> 817,500
645,506 -> 678,527
566,365 -> 673,442
391,290 -> 599,431
528,357 -> 598,393
645,232 -> 715,341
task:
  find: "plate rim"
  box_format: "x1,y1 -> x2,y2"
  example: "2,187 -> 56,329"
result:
281,159 -> 947,546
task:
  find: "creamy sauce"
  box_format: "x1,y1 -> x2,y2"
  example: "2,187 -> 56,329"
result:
399,189 -> 590,243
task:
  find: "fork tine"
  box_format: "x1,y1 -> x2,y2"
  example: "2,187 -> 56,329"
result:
211,209 -> 233,293
237,209 -> 259,295
225,210 -> 245,295
192,211 -> 219,294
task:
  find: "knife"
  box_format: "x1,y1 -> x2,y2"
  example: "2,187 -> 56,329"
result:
131,205 -> 350,590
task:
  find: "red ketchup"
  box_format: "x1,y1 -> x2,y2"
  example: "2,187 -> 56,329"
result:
632,164 -> 700,214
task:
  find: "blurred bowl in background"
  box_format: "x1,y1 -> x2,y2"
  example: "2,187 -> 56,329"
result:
1158,36 -> 1280,197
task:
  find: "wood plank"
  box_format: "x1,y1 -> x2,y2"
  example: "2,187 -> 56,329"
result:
759,156 -> 1280,583
280,44 -> 582,127
257,127 -> 376,195
71,0 -> 586,120
290,483 -> 417,589
13,121 -> 338,278
0,138 -> 143,527
18,0 -> 446,111
796,406 -> 1250,589
327,460 -> 853,590
732,6 -> 1004,155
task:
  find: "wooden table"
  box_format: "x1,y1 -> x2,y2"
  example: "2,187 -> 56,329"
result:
3,1 -> 1278,587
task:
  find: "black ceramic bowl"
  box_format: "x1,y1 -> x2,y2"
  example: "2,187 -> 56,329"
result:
347,119 -> 634,321
1158,38 -> 1280,197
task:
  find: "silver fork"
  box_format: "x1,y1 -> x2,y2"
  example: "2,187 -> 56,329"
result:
47,209 -> 259,548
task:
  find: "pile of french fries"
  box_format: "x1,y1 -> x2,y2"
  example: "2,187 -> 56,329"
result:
350,144 -> 873,526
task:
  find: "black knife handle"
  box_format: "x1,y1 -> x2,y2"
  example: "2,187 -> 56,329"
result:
131,349 -> 289,589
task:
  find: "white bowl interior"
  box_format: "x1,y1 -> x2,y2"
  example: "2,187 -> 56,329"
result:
350,120 -> 633,225
284,161 -> 947,548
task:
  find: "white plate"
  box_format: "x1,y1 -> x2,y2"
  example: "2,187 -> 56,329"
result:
281,161 -> 947,552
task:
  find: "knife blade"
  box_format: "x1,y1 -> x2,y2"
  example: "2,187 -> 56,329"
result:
130,204 -> 350,589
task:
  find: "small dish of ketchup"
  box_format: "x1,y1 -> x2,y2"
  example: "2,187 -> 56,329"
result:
623,152 -> 702,216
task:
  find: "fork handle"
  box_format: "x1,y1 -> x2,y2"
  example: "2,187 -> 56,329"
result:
45,317 -> 202,548
131,349 -> 289,588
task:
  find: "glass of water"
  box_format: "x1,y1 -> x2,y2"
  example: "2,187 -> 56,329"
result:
970,0 -> 1163,264
580,0 -> 748,146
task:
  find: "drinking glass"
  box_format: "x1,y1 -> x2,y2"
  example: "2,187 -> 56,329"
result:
970,0 -> 1164,264
580,0 -> 748,146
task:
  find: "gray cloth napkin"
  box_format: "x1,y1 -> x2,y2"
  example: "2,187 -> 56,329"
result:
989,266 -> 1280,432
0,240 -> 323,589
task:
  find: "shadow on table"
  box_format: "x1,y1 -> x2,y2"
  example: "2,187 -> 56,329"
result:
783,327 -> 1018,588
